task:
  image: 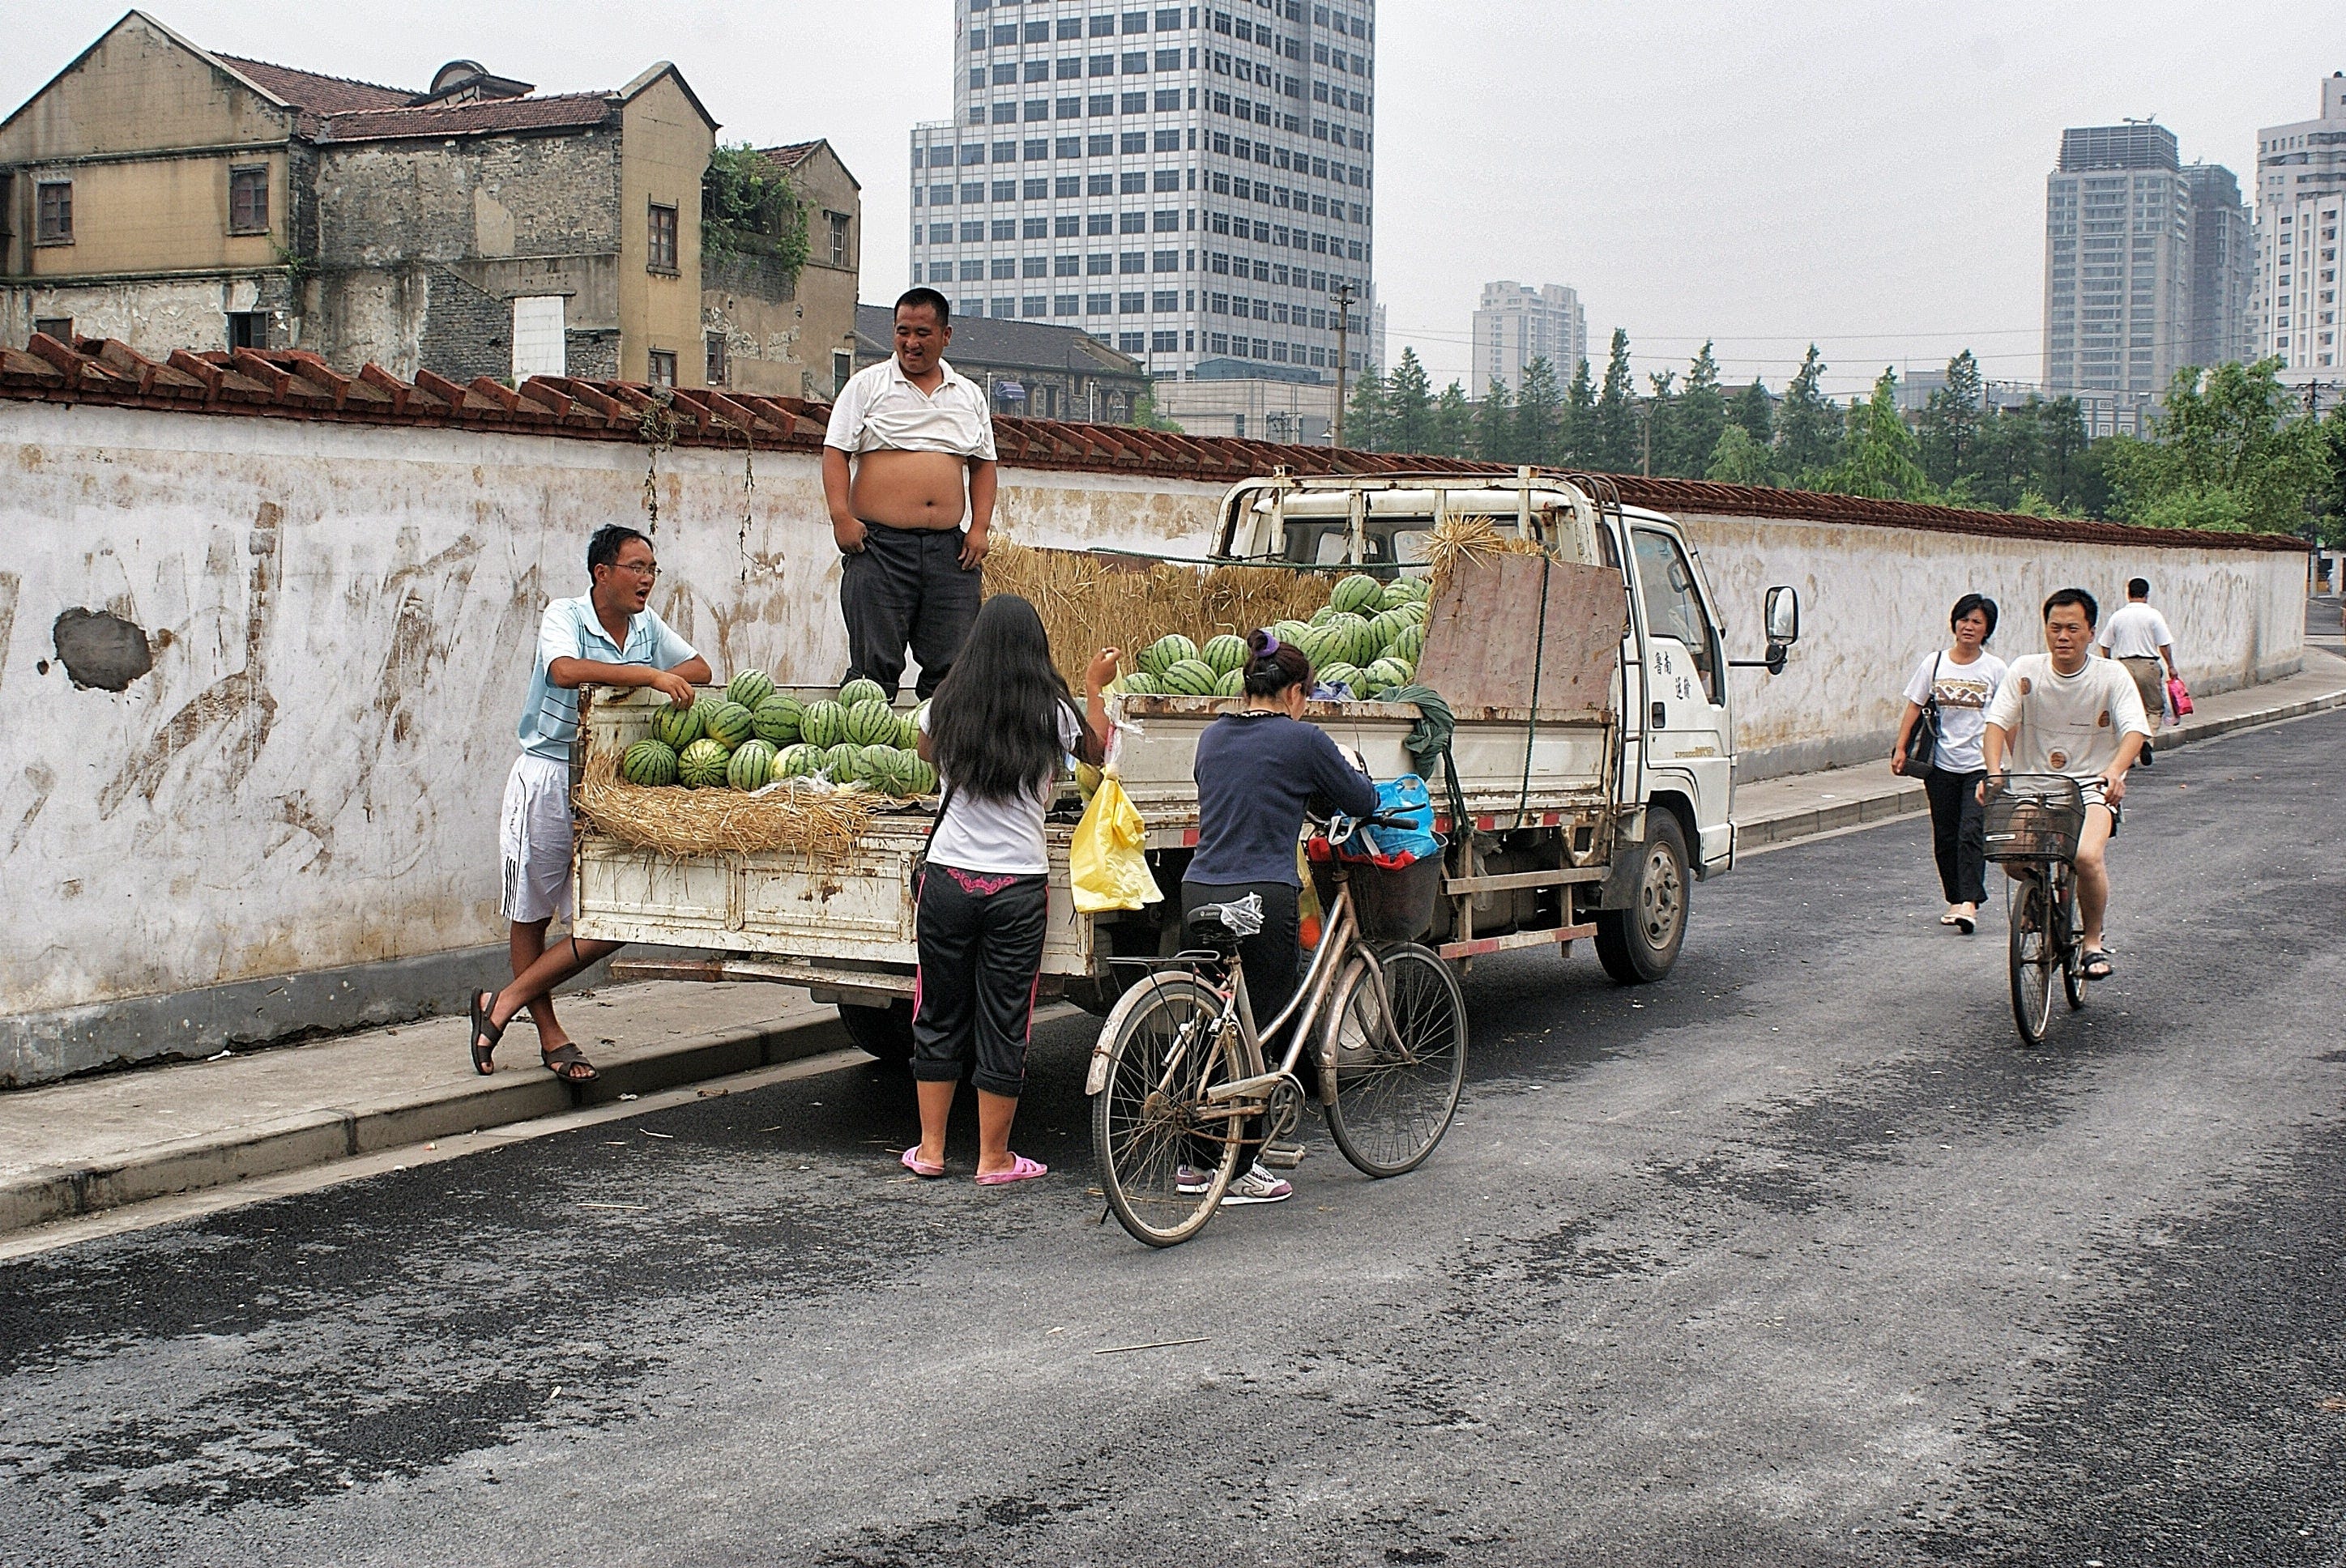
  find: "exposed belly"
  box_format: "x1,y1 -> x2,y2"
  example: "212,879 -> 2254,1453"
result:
849,450 -> 970,530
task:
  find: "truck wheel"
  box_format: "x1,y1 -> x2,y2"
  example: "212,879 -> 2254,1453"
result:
1594,813 -> 1688,985
837,999 -> 915,1063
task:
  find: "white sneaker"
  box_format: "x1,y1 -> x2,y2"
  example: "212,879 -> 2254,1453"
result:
1175,1161 -> 1295,1204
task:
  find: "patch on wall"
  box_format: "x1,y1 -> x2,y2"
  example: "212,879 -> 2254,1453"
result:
52,607 -> 153,692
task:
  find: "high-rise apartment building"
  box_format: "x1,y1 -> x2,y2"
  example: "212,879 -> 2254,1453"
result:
909,0 -> 1376,398
2251,72 -> 2346,383
1469,281 -> 1586,400
2041,123 -> 2192,398
2183,163 -> 2254,373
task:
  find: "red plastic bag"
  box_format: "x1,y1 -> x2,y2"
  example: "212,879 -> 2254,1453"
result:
2166,675 -> 2194,718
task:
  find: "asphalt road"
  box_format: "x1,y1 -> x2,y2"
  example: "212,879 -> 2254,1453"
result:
3,709 -> 2342,1567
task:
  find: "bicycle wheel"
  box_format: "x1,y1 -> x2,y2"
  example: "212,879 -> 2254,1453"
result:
1090,974 -> 1242,1247
2007,867 -> 2055,1046
2058,864 -> 2088,1012
1324,943 -> 1468,1177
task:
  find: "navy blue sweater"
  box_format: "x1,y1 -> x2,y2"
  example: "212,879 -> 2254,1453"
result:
1187,711 -> 1380,887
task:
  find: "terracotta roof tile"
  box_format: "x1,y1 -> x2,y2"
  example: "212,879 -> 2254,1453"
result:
211,54 -> 416,131
318,92 -> 616,142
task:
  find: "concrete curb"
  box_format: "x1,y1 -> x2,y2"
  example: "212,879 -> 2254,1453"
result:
2160,684 -> 2346,751
0,1011 -> 851,1237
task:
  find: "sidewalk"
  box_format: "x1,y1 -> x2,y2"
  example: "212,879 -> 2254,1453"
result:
6,658 -> 2344,1242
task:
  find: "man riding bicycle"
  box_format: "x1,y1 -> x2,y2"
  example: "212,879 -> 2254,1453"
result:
1978,587 -> 2151,982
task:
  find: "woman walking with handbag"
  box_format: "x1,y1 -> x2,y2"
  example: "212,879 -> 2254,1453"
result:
1891,594 -> 2007,934
905,594 -> 1116,1185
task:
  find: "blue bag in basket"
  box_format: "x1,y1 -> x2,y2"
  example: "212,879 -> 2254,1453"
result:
1339,774 -> 1441,867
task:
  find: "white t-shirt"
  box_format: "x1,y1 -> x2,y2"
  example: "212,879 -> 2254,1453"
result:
824,357 -> 997,459
1983,653 -> 2152,785
2096,602 -> 2174,661
919,702 -> 1086,876
1902,649 -> 2007,774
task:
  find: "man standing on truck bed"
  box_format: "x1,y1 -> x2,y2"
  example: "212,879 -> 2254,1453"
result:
821,287 -> 996,699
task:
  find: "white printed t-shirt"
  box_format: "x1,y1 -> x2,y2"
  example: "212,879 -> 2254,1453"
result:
1901,650 -> 2007,773
1983,654 -> 2152,794
918,702 -> 1086,876
824,356 -> 996,459
2096,602 -> 2175,661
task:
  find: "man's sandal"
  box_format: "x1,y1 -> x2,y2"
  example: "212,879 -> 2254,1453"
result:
542,1042 -> 599,1084
468,990 -> 503,1076
2079,951 -> 2114,982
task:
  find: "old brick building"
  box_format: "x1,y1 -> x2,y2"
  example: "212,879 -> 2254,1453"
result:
702,140 -> 863,401
0,11 -> 751,387
851,304 -> 1150,424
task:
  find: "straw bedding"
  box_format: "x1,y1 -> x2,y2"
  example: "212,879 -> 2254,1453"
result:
577,752 -> 877,858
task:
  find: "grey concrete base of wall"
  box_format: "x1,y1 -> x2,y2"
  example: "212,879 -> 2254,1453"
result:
0,944 -> 667,1089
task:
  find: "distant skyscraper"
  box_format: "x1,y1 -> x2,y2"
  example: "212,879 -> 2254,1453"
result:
2042,123 -> 2191,399
1470,282 -> 1586,400
2184,164 -> 2254,372
2251,72 -> 2346,383
908,0 -> 1377,394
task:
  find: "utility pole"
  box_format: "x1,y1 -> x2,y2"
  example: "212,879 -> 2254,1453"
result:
1333,279 -> 1356,449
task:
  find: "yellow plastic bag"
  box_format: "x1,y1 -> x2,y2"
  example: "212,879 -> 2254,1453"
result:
1069,775 -> 1163,913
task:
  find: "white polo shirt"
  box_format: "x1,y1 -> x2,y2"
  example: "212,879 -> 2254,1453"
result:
2096,602 -> 2174,661
825,356 -> 996,460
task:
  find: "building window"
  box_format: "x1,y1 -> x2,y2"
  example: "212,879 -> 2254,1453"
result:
834,352 -> 853,397
1118,332 -> 1145,352
228,166 -> 270,235
647,203 -> 679,272
706,331 -> 728,385
36,181 -> 71,245
224,310 -> 266,351
33,316 -> 72,342
512,296 -> 567,379
827,211 -> 851,266
647,349 -> 678,386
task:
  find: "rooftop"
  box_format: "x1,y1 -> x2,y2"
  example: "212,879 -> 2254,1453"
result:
853,306 -> 1145,381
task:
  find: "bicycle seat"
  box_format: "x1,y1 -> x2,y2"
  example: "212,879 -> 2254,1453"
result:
1185,894 -> 1265,952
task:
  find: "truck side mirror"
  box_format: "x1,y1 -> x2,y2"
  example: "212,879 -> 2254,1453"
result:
1762,586 -> 1799,675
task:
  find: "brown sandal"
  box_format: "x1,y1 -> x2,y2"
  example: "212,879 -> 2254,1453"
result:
541,1042 -> 599,1083
468,991 -> 503,1076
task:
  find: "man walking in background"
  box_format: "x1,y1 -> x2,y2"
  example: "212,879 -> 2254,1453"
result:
821,287 -> 997,698
2096,577 -> 2178,766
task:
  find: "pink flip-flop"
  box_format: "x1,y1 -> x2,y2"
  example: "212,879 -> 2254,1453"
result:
900,1147 -> 945,1179
975,1153 -> 1047,1187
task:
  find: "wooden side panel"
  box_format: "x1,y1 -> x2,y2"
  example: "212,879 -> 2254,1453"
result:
1413,555 -> 1626,723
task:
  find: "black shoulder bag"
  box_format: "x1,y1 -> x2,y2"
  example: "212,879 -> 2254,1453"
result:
1902,654 -> 1942,774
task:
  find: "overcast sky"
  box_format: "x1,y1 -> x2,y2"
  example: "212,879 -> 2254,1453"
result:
11,2 -> 2335,396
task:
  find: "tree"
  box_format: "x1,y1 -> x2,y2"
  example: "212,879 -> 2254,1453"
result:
1643,370 -> 1678,478
1705,424 -> 1775,486
1728,377 -> 1773,448
702,143 -> 809,278
1822,369 -> 1934,501
1129,392 -> 1183,432
1593,330 -> 1639,473
1563,358 -> 1597,468
2317,401 -> 2346,547
1474,377 -> 1516,464
2035,395 -> 2096,514
1384,347 -> 1436,454
1967,398 -> 2045,513
1917,349 -> 1984,490
2101,358 -> 2331,533
1432,380 -> 1474,458
1669,340 -> 1726,478
1777,345 -> 1841,480
1343,364 -> 1389,450
1514,356 -> 1563,467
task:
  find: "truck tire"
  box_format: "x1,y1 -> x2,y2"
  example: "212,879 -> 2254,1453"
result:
837,999 -> 915,1063
1594,812 -> 1688,985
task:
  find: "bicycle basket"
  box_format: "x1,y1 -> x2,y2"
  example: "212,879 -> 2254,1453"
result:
1307,842 -> 1446,944
1982,773 -> 2087,863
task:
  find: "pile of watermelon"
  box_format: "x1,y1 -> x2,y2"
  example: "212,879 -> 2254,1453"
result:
618,671 -> 938,798
1101,574 -> 1431,703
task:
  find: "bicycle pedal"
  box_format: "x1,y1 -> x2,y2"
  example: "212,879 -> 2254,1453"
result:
1260,1141 -> 1307,1170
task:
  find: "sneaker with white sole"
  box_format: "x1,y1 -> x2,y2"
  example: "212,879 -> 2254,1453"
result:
1175,1161 -> 1295,1204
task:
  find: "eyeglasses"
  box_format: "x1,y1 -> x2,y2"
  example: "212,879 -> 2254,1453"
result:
612,560 -> 659,578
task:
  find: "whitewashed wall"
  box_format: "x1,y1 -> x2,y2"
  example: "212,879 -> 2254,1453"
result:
0,400 -> 2305,1079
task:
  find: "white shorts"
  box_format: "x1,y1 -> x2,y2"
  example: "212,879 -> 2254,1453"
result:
500,752 -> 574,922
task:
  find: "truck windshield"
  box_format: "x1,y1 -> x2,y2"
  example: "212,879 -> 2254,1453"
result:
1276,518 -> 1435,570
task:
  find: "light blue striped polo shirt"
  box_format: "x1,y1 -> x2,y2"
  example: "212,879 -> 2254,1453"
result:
518,596 -> 698,761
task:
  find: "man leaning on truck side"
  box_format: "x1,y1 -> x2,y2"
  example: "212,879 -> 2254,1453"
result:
821,287 -> 998,699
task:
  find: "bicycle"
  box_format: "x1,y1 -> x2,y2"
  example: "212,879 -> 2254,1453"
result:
1086,816 -> 1469,1248
1981,773 -> 2091,1046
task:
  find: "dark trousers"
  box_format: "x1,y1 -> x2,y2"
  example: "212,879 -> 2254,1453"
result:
841,522 -> 982,699
914,866 -> 1048,1098
1923,767 -> 1988,905
1180,880 -> 1302,1169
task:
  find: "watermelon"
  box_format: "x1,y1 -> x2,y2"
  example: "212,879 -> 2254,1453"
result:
1272,620 -> 1313,646
1216,667 -> 1246,697
896,711 -> 920,749
1367,608 -> 1413,655
704,700 -> 756,752
727,669 -> 775,710
1324,613 -> 1375,667
650,700 -> 702,751
1201,633 -> 1249,675
906,755 -> 939,795
877,748 -> 926,796
800,698 -> 847,748
752,694 -> 804,746
1331,573 -> 1384,615
620,738 -> 680,786
839,676 -> 888,708
727,739 -> 778,791
1381,577 -> 1431,609
844,697 -> 898,747
1364,658 -> 1413,692
777,743 -> 822,778
1309,604 -> 1340,628
677,739 -> 732,788
1160,658 -> 1220,696
1316,663 -> 1363,696
1390,623 -> 1425,664
821,743 -> 861,781
1138,633 -> 1198,677
1107,672 -> 1159,697
1397,599 -> 1429,625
